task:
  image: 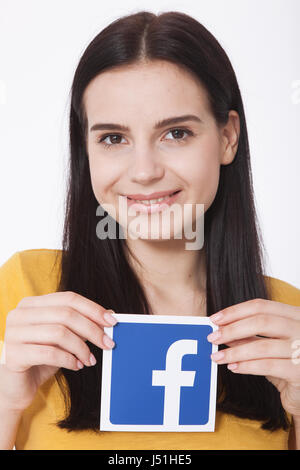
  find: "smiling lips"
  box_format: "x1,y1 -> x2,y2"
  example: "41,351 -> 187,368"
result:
124,189 -> 181,214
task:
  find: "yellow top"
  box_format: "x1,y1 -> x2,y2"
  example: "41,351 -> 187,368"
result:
0,248 -> 299,450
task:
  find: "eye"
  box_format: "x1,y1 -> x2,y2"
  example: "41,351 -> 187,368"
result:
164,128 -> 194,142
96,127 -> 194,150
97,134 -> 126,150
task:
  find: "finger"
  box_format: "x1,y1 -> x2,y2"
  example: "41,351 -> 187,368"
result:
5,343 -> 82,372
224,335 -> 259,348
16,291 -> 117,328
226,358 -> 300,382
211,338 -> 295,365
7,306 -> 115,350
207,314 -> 300,345
5,324 -> 96,367
210,298 -> 300,326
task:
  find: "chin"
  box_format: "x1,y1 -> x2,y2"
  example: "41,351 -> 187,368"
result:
126,218 -> 186,242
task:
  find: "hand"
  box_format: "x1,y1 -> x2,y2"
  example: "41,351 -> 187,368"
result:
0,291 -> 117,412
207,298 -> 300,417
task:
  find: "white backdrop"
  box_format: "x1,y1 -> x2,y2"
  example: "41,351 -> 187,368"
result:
0,0 -> 299,288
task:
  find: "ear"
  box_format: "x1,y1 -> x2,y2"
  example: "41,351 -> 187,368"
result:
220,110 -> 240,165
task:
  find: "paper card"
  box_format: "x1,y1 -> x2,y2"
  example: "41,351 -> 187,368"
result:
100,314 -> 218,432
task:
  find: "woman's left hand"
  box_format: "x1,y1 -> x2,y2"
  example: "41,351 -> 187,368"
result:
208,298 -> 300,417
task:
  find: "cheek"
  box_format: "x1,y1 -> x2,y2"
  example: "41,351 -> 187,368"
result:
88,152 -> 117,204
184,135 -> 221,208
88,160 -> 104,203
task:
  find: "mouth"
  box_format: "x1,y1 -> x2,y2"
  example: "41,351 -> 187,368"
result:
125,190 -> 182,214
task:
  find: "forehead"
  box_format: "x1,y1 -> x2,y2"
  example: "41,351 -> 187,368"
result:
82,60 -> 211,123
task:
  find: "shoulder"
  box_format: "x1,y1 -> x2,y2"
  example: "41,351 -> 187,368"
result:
0,248 -> 62,284
0,248 -> 62,266
13,248 -> 62,274
264,275 -> 300,306
0,249 -> 63,333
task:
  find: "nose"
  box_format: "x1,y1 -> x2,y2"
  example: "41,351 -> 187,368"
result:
127,147 -> 165,184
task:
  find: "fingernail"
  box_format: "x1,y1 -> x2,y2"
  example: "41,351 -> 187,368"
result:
104,312 -> 118,326
211,351 -> 224,361
77,360 -> 84,369
210,312 -> 223,323
228,363 -> 238,370
103,335 -> 115,349
89,353 -> 97,366
207,330 -> 221,342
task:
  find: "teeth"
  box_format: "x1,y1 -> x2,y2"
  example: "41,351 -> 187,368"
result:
132,194 -> 173,205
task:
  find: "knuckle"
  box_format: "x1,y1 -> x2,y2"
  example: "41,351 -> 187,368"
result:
62,306 -> 76,320
53,325 -> 68,340
63,291 -> 77,305
250,298 -> 265,311
16,296 -> 32,308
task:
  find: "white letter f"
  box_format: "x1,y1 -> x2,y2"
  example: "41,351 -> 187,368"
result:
152,339 -> 197,425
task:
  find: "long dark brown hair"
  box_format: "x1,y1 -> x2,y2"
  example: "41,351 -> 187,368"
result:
53,10 -> 289,432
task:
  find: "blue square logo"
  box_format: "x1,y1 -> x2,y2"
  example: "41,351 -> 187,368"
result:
100,314 -> 218,432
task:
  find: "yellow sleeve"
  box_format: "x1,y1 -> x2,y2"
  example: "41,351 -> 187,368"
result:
265,276 -> 300,306
0,248 -> 62,346
0,252 -> 27,347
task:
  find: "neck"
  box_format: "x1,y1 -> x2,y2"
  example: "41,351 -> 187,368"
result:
124,237 -> 207,311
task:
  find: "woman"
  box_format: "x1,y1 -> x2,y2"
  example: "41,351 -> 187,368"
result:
0,10 -> 299,450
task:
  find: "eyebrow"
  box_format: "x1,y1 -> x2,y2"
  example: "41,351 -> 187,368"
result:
89,114 -> 203,132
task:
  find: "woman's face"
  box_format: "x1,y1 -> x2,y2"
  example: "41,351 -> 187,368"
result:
83,60 -> 239,242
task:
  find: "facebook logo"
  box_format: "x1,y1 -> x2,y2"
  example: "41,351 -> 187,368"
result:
100,314 -> 218,432
152,338 -> 197,426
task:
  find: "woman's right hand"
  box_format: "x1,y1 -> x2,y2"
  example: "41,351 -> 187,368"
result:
0,291 -> 117,413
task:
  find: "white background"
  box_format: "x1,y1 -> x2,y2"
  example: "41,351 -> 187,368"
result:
0,0 -> 299,288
